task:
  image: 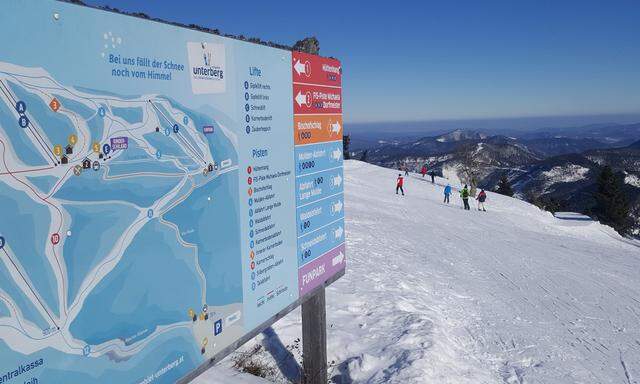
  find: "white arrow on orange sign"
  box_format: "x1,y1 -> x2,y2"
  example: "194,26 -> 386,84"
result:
330,121 -> 342,135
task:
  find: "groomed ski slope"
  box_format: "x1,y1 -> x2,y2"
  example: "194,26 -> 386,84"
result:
201,160 -> 640,384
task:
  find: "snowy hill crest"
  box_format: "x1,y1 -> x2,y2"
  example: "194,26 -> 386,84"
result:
202,161 -> 640,384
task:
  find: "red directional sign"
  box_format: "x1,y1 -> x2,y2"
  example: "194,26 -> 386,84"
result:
292,51 -> 341,87
293,83 -> 342,115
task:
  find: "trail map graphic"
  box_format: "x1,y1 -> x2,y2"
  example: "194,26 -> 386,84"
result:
0,64 -> 243,383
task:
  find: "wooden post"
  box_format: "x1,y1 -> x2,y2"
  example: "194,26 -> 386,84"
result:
302,287 -> 327,384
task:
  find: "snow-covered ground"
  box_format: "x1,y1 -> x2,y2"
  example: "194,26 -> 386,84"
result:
626,173 -> 640,188
198,367 -> 271,383
198,160 -> 640,384
541,164 -> 590,186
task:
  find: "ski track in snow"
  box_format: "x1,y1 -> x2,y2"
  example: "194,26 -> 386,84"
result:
202,160 -> 640,384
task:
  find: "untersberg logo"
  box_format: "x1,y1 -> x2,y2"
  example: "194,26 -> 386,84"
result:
187,42 -> 226,94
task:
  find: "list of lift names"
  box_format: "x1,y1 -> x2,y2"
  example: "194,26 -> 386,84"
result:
244,66 -> 273,135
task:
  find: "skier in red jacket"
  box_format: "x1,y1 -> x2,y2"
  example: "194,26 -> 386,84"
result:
476,189 -> 487,211
396,174 -> 405,195
420,165 -> 427,178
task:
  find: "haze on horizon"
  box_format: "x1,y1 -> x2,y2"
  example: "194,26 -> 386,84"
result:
84,0 -> 640,127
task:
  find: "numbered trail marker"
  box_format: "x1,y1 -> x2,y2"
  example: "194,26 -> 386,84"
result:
18,115 -> 29,128
49,98 -> 60,112
15,101 -> 26,113
0,236 -> 5,250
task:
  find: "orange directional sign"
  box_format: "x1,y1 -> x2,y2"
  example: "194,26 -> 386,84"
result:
293,115 -> 343,145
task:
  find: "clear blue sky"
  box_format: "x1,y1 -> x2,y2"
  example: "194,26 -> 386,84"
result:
83,0 -> 640,124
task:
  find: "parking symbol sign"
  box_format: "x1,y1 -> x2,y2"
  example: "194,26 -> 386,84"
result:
214,319 -> 223,336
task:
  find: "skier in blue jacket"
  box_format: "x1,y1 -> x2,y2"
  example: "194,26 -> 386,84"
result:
443,184 -> 452,203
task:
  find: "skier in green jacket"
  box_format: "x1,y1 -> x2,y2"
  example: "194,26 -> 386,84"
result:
460,185 -> 470,210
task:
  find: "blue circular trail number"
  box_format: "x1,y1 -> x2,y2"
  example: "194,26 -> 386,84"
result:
98,107 -> 106,117
173,124 -> 179,134
15,101 -> 26,113
18,116 -> 29,128
155,149 -> 162,159
164,127 -> 171,136
183,116 -> 189,125
102,143 -> 111,155
147,209 -> 154,218
0,236 -> 5,249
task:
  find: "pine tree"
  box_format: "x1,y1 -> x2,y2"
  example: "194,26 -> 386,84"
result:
360,149 -> 368,162
343,135 -> 351,160
495,174 -> 514,197
293,37 -> 320,54
594,166 -> 631,234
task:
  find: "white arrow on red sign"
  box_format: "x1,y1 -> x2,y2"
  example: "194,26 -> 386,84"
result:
294,60 -> 308,76
295,91 -> 309,107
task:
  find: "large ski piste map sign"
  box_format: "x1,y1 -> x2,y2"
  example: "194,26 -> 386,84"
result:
0,1 -> 344,383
